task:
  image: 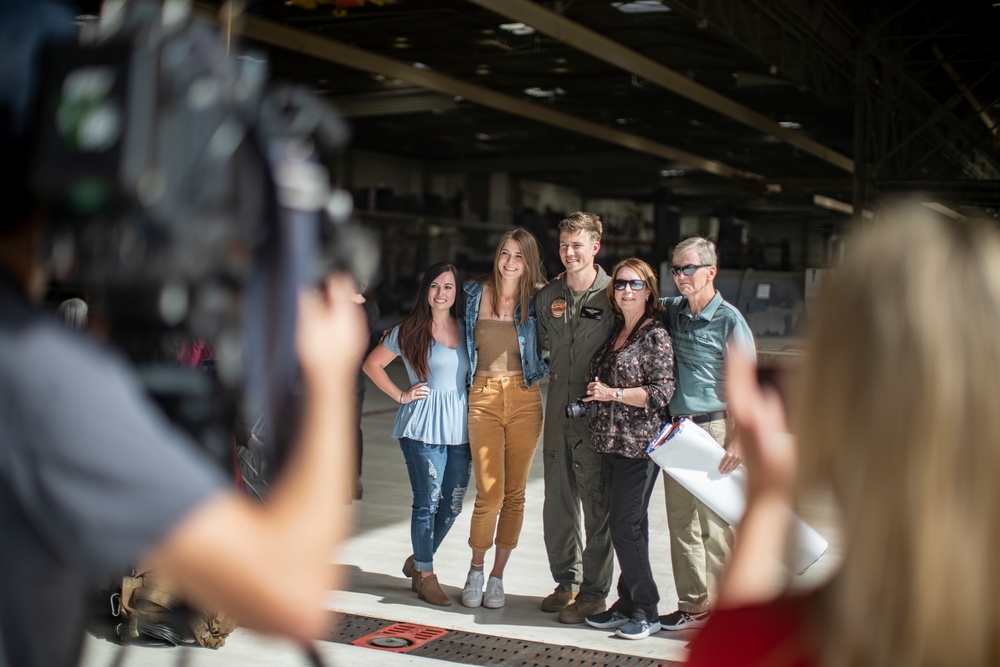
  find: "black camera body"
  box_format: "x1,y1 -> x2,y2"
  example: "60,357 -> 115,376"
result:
27,1 -> 377,472
565,398 -> 599,420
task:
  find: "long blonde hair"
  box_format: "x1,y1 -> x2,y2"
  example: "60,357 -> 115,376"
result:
484,228 -> 546,325
794,208 -> 1000,665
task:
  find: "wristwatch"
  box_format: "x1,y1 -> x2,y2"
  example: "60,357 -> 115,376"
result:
616,388 -> 624,402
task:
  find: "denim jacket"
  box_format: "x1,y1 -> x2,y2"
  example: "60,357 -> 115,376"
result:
463,280 -> 548,388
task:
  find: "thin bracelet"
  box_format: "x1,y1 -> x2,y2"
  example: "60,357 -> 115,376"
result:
399,390 -> 404,403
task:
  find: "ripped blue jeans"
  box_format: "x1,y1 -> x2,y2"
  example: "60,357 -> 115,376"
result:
399,438 -> 472,572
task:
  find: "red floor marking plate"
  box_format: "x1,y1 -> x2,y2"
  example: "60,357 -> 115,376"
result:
351,622 -> 450,653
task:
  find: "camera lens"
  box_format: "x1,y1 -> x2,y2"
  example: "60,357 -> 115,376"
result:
565,400 -> 590,419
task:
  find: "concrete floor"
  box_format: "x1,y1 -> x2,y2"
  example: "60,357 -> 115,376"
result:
80,364 -> 840,667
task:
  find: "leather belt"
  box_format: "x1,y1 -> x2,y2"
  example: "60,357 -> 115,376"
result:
673,410 -> 727,425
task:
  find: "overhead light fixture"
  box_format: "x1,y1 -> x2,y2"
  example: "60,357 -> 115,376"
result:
660,169 -> 686,177
411,62 -> 431,71
475,65 -> 490,75
813,194 -> 874,219
813,195 -> 852,215
922,202 -> 965,220
778,121 -> 801,130
369,73 -> 408,88
612,0 -> 671,13
499,22 -> 535,36
523,87 -> 565,98
552,67 -> 569,73
477,37 -> 513,51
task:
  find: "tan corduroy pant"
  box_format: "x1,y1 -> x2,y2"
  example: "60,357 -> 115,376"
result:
467,374 -> 543,551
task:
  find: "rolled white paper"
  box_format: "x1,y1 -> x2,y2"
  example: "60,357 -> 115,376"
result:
648,418 -> 828,574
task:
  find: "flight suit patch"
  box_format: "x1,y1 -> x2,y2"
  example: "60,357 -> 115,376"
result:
581,306 -> 604,320
550,298 -> 567,319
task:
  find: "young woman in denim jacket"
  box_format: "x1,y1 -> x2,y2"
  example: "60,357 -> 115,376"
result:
460,229 -> 547,609
363,262 -> 471,607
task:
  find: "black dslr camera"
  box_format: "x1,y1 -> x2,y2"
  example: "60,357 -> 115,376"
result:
28,1 -> 377,472
565,398 -> 599,419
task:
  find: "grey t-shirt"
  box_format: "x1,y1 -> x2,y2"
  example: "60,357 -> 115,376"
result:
0,277 -> 226,667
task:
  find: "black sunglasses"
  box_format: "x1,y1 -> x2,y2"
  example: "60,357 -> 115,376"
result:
613,279 -> 646,291
670,264 -> 710,276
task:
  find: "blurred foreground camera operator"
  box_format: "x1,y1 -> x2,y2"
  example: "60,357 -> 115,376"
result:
0,3 -> 366,666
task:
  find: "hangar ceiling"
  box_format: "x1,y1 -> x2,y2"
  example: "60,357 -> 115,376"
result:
227,0 -> 1000,223
79,0 -> 1000,224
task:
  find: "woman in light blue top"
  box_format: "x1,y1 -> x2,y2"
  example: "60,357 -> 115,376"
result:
362,262 -> 471,607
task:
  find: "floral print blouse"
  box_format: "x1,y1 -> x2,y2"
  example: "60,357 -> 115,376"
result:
588,318 -> 675,458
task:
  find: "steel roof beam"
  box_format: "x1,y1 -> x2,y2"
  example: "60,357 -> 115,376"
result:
933,44 -> 999,141
465,0 -> 854,174
235,10 -> 762,181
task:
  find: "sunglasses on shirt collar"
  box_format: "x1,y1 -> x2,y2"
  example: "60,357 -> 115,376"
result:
612,279 -> 646,291
670,264 -> 711,276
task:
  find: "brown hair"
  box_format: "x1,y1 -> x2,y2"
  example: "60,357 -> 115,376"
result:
606,257 -> 663,322
558,211 -> 603,244
483,228 -> 546,325
394,262 -> 461,380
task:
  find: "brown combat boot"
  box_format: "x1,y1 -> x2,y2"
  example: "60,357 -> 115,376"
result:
415,574 -> 453,607
540,588 -> 576,612
559,598 -> 607,624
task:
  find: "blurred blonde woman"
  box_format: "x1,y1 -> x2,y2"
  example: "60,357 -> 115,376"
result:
688,209 -> 1000,666
461,229 -> 547,608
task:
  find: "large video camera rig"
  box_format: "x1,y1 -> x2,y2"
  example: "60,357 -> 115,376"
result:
29,0 -> 377,471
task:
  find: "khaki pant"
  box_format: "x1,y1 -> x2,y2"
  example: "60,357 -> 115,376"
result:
468,375 -> 543,550
663,418 -> 735,612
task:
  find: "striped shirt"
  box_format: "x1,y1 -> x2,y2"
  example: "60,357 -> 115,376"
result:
660,292 -> 755,416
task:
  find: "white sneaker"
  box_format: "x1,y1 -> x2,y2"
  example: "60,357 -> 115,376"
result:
483,576 -> 505,608
462,569 -> 484,608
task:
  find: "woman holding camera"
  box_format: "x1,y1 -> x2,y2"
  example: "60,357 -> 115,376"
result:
688,211 -> 1000,667
461,229 -> 547,609
362,262 -> 470,607
582,258 -> 674,640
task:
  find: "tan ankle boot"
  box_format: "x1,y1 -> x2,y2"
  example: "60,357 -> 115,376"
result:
415,574 -> 452,607
402,555 -> 418,591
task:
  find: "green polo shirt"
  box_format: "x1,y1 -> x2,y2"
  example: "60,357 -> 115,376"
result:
660,291 -> 755,416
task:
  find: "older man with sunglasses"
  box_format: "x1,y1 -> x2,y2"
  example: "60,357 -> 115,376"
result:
657,236 -> 755,632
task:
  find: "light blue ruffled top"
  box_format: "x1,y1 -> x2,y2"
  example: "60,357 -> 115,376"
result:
382,324 -> 470,445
